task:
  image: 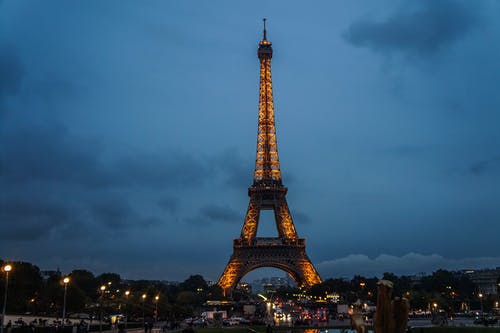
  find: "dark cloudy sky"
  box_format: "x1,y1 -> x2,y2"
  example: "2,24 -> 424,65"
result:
1,0 -> 500,282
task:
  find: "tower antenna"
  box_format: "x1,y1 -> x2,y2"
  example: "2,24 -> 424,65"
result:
263,18 -> 267,40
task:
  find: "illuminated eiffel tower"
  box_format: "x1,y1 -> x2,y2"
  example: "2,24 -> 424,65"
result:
218,20 -> 322,296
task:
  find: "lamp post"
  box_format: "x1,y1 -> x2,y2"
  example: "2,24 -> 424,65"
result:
1,264 -> 12,333
154,295 -> 159,322
99,285 -> 106,333
62,277 -> 70,325
141,294 -> 146,329
432,302 -> 438,312
124,291 -> 130,329
478,293 -> 484,315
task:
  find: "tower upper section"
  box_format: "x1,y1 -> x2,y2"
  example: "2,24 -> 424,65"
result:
258,19 -> 273,59
253,19 -> 282,185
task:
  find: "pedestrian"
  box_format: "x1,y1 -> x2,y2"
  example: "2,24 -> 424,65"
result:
266,324 -> 273,333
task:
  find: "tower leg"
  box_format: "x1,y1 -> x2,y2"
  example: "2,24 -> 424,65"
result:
218,257 -> 243,296
240,202 -> 260,245
274,200 -> 298,241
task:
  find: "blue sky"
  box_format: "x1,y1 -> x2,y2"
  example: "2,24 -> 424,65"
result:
1,0 -> 499,282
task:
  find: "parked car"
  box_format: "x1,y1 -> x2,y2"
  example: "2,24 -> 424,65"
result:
223,319 -> 239,326
474,316 -> 498,326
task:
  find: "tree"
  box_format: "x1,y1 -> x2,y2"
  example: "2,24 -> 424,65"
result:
179,275 -> 207,292
0,261 -> 43,313
96,273 -> 121,289
176,291 -> 198,306
65,285 -> 87,313
408,290 -> 430,310
39,272 -> 64,315
70,269 -> 96,299
206,284 -> 223,299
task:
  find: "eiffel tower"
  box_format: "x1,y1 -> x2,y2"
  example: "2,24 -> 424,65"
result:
218,20 -> 322,296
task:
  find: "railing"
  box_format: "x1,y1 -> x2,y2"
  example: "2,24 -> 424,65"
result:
233,238 -> 305,247
254,237 -> 283,246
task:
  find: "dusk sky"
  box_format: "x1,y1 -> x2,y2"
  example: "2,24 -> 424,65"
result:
1,1 -> 499,282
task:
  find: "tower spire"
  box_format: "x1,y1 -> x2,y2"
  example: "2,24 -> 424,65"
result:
263,18 -> 267,40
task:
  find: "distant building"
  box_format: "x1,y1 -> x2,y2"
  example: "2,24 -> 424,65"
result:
251,276 -> 291,294
464,267 -> 500,295
409,273 -> 427,286
238,282 -> 252,293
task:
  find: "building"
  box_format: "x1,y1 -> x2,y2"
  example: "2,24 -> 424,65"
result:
251,277 -> 291,294
464,268 -> 500,295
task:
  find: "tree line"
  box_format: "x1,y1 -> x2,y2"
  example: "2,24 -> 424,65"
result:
1,260 -> 498,320
0,260 -> 222,321
297,271 -> 498,313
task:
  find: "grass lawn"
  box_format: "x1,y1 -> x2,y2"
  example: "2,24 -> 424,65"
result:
196,326 -> 500,333
196,328 -> 261,333
409,327 -> 500,333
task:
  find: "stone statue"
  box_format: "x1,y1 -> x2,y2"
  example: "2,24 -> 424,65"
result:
350,299 -> 366,333
374,280 -> 409,333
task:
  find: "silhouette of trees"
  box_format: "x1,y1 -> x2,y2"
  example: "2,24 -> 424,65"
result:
0,259 -> 488,320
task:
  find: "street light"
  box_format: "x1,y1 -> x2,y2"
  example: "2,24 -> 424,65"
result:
62,277 -> 70,325
478,293 -> 484,314
154,295 -> 159,322
99,285 -> 106,333
1,264 -> 12,333
124,291 -> 130,329
142,294 -> 147,328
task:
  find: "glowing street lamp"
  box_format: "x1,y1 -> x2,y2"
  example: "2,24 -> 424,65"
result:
478,293 -> 484,314
62,277 -> 70,324
99,285 -> 106,333
142,294 -> 147,327
1,264 -> 13,333
124,291 -> 130,329
266,301 -> 272,324
154,295 -> 159,322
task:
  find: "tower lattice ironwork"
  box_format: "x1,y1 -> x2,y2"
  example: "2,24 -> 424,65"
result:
218,20 -> 322,296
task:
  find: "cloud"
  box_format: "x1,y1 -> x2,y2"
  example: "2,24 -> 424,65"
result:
343,0 -> 480,56
200,204 -> 240,223
209,148 -> 252,190
157,195 -> 180,214
89,196 -> 135,228
0,196 -> 69,241
0,126 -> 109,187
318,253 -> 500,278
0,124 -> 209,240
113,152 -> 211,189
0,124 -> 215,190
185,204 -> 241,225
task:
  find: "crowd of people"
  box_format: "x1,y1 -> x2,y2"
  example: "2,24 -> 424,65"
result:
2,317 -> 90,333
